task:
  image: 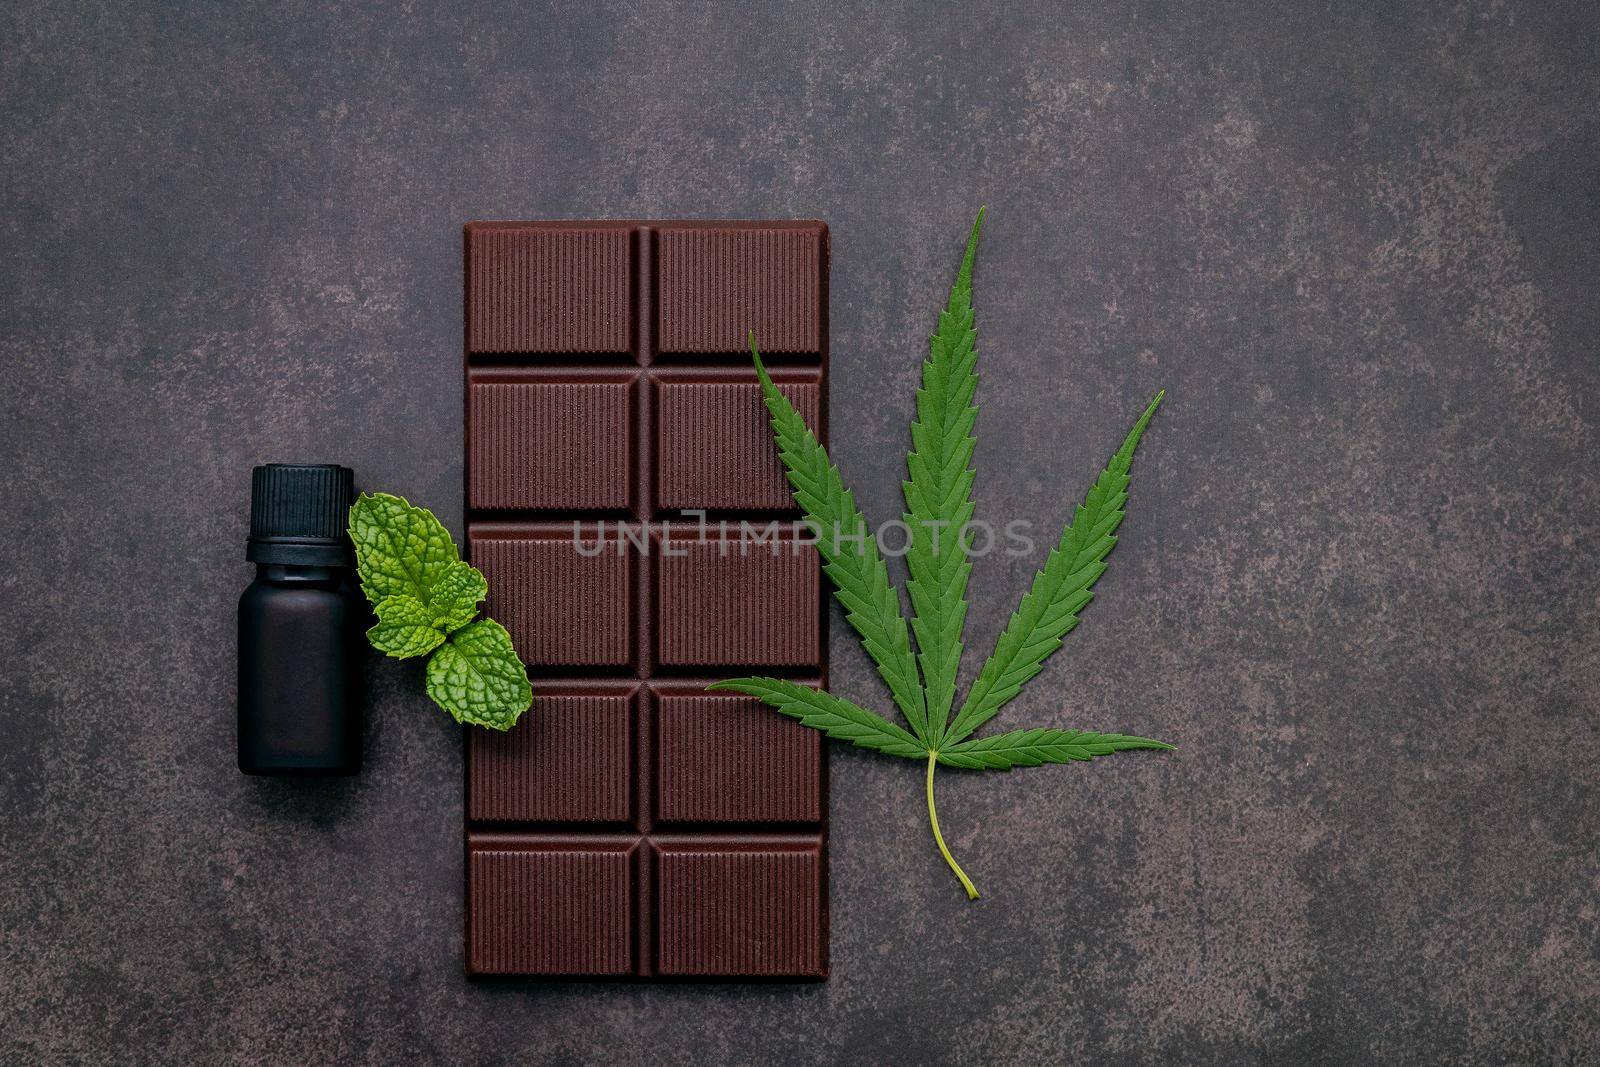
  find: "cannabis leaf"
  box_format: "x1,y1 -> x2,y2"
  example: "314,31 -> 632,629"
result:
904,208 -> 983,747
941,391 -> 1163,749
939,729 -> 1174,770
718,210 -> 1173,899
751,345 -> 929,740
705,677 -> 925,759
349,492 -> 532,730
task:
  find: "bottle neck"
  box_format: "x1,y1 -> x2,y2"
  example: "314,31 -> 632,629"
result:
255,563 -> 345,584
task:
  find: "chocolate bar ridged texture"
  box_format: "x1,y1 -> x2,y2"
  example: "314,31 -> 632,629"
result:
464,221 -> 829,979
468,841 -> 635,975
467,227 -> 632,354
655,534 -> 821,666
468,374 -> 633,511
468,689 -> 634,824
471,536 -> 633,667
655,692 -> 821,824
656,380 -> 820,510
657,228 -> 821,353
654,841 -> 824,976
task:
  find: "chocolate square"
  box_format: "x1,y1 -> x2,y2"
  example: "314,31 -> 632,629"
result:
468,685 -> 637,825
654,688 -> 823,824
467,838 -> 636,976
653,838 -> 826,977
654,529 -> 821,667
468,370 -> 635,512
655,371 -> 821,512
656,225 -> 823,355
466,224 -> 633,356
470,530 -> 634,667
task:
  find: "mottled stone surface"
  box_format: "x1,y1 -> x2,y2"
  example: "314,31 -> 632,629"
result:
2,2 -> 1596,1063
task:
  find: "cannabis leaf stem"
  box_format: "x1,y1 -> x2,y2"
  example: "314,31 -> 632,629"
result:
927,751 -> 979,899
719,210 -> 1175,900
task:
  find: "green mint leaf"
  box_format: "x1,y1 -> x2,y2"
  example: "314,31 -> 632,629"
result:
750,338 -> 930,742
942,392 -> 1163,749
362,559 -> 483,659
349,491 -> 530,731
367,595 -> 448,658
424,619 -> 532,731
904,209 -> 983,748
708,678 -> 926,760
938,728 -> 1174,770
349,492 -> 461,606
427,559 -> 488,633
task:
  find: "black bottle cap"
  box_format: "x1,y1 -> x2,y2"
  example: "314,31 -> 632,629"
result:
247,464 -> 355,566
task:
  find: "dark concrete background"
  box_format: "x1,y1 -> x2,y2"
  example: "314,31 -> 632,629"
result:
2,1 -> 1596,1063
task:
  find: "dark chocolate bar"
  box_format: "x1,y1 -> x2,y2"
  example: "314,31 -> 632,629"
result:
463,221 -> 829,978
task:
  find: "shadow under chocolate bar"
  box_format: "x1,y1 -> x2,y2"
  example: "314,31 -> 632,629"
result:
462,220 -> 830,979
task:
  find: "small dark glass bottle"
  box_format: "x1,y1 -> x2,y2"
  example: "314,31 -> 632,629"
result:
238,464 -> 362,776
